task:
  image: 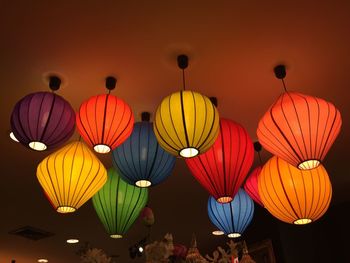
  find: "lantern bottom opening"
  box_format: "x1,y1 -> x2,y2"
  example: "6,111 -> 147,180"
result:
57,206 -> 76,213
298,159 -> 320,170
29,141 -> 47,151
179,147 -> 199,158
135,180 -> 152,187
110,234 -> 123,239
217,196 -> 233,203
94,144 -> 111,153
294,218 -> 312,225
228,233 -> 241,238
212,230 -> 225,236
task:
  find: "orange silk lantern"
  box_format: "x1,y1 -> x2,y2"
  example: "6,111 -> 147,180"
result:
76,77 -> 134,153
258,156 -> 332,225
257,65 -> 342,170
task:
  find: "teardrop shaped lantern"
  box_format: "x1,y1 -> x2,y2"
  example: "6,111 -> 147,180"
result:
258,156 -> 332,225
244,166 -> 264,207
257,65 -> 342,170
186,118 -> 254,203
207,189 -> 254,238
92,168 -> 148,238
153,55 -> 220,158
37,141 -> 107,213
112,112 -> 176,187
76,77 -> 134,154
10,76 -> 75,151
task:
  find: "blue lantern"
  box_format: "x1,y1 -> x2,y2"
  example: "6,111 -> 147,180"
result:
207,189 -> 254,238
112,112 -> 176,187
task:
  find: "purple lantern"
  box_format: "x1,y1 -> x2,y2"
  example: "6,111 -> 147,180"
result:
10,76 -> 75,151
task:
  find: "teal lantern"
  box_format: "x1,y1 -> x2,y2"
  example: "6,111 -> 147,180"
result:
92,168 -> 148,238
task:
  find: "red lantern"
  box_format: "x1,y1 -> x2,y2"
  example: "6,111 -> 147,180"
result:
76,77 -> 134,153
186,118 -> 254,203
244,166 -> 264,207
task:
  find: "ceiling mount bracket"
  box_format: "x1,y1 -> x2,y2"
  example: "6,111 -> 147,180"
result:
49,76 -> 61,91
141,112 -> 151,122
209,97 -> 218,107
106,76 -> 117,90
274,65 -> 286,79
254,141 -> 262,152
177,55 -> 189,69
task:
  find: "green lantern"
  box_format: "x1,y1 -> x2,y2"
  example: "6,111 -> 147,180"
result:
92,168 -> 148,238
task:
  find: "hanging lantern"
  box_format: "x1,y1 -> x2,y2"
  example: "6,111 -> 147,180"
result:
258,156 -> 332,225
257,65 -> 342,170
37,141 -> 107,213
92,168 -> 148,238
186,118 -> 254,203
207,189 -> 254,238
244,166 -> 264,207
76,76 -> 134,154
153,55 -> 220,158
112,112 -> 176,187
10,76 -> 75,151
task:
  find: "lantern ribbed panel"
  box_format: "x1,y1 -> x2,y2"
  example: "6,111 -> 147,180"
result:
258,156 -> 332,224
244,166 -> 264,207
257,92 -> 342,170
112,121 -> 176,187
76,94 -> 134,152
92,168 -> 148,238
36,141 -> 107,213
207,189 -> 254,237
10,92 -> 75,150
153,90 -> 220,157
186,119 -> 254,202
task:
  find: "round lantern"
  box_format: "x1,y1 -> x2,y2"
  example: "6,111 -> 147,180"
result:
244,166 -> 264,207
258,156 -> 332,225
76,77 -> 134,154
92,168 -> 148,238
154,90 -> 219,158
37,141 -> 107,213
257,66 -> 342,170
208,189 -> 254,238
10,76 -> 75,151
186,118 -> 254,203
112,112 -> 176,187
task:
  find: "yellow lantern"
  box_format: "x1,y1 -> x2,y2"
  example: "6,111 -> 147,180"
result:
153,55 -> 220,158
258,156 -> 332,225
154,90 -> 220,158
37,141 -> 107,213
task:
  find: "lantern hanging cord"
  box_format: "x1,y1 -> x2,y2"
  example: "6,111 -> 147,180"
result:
258,151 -> 263,166
182,69 -> 186,91
281,78 -> 288,92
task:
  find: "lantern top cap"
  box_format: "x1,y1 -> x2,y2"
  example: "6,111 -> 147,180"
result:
141,112 -> 151,122
105,76 -> 117,90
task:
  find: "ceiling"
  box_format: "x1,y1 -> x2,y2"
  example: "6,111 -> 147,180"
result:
1,0 -> 349,262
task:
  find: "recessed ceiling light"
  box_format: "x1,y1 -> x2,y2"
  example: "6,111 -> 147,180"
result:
66,238 -> 79,244
38,259 -> 48,263
212,230 -> 225,236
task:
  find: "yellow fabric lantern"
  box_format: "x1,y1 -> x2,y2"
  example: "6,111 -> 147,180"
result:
258,156 -> 332,225
37,141 -> 107,213
153,90 -> 220,158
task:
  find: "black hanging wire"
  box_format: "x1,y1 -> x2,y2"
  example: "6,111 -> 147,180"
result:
177,55 -> 189,91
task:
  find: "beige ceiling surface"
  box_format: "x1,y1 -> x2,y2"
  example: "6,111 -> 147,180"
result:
1,0 -> 349,262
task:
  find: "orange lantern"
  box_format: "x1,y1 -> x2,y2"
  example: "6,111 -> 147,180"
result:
258,156 -> 332,225
76,77 -> 134,153
257,65 -> 342,170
